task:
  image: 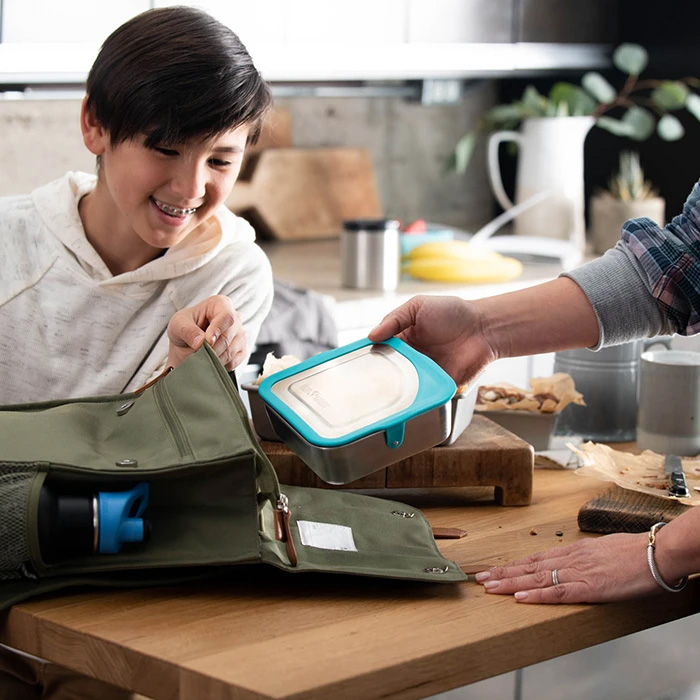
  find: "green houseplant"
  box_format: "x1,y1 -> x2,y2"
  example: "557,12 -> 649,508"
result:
589,151 -> 665,254
450,43 -> 700,174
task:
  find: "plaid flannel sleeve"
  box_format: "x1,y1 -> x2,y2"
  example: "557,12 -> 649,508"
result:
622,178 -> 700,336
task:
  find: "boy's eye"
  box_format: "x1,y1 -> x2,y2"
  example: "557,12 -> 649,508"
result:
209,158 -> 232,168
155,147 -> 178,156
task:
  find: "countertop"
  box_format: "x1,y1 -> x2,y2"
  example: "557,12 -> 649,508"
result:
3,468 -> 698,699
261,239 -> 566,336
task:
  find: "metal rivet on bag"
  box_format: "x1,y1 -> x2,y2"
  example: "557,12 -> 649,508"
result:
392,510 -> 415,518
424,566 -> 449,575
115,459 -> 138,467
116,401 -> 134,416
392,441 -> 399,446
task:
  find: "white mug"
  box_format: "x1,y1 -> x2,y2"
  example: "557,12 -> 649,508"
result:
637,350 -> 700,456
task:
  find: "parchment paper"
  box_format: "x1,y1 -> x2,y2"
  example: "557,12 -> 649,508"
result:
475,373 -> 585,414
572,442 -> 700,507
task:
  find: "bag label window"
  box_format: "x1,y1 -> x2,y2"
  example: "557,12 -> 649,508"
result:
297,520 -> 357,552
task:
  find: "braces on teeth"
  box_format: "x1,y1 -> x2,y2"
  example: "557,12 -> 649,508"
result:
154,198 -> 197,216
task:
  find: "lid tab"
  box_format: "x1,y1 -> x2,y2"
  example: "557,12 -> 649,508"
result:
385,422 -> 406,448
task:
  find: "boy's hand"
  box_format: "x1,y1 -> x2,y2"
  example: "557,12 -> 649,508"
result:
167,295 -> 247,371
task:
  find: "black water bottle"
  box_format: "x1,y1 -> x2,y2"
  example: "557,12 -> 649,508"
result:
38,482 -> 151,563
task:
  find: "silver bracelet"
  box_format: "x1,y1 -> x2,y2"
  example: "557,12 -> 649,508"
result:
647,522 -> 688,593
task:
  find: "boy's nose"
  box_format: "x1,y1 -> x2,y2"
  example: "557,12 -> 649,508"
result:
170,164 -> 206,201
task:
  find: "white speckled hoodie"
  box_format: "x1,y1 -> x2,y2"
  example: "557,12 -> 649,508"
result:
0,171 -> 273,402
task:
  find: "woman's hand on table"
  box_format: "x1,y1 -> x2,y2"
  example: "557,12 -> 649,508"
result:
368,295 -> 496,387
475,534 -> 662,604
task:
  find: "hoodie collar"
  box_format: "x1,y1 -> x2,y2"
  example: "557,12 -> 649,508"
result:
32,172 -> 254,285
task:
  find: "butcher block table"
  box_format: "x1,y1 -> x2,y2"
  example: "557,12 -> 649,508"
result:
264,414 -> 535,505
1,471 -> 698,699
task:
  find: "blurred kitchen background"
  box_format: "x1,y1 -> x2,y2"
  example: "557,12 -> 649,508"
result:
1,1 -> 699,227
1,1 -> 700,699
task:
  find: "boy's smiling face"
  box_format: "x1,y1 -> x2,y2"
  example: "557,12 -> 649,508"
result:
79,100 -> 250,272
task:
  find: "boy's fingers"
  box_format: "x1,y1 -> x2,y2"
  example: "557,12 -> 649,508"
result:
207,324 -> 247,369
204,309 -> 238,347
170,320 -> 205,350
225,348 -> 247,371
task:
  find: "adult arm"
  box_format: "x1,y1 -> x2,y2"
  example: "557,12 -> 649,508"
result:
567,177 -> 700,348
474,504 -> 700,604
369,276 -> 599,386
371,179 -> 700,385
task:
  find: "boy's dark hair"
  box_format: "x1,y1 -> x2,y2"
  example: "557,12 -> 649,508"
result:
86,6 -> 272,147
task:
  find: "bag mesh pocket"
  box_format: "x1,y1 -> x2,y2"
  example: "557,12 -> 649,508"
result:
0,463 -> 39,580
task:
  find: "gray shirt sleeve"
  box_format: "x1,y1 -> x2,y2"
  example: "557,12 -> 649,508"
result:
562,243 -> 673,350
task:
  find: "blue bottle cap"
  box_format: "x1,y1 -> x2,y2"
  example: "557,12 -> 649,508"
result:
97,482 -> 149,555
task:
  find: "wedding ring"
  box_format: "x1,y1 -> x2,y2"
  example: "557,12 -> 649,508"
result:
551,569 -> 560,586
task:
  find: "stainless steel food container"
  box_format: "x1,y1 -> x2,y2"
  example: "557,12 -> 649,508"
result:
241,382 -> 281,442
440,379 -> 480,446
266,401 -> 451,484
258,338 -> 456,484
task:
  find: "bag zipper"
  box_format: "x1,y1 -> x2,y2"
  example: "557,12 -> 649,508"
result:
274,493 -> 297,566
153,380 -> 194,460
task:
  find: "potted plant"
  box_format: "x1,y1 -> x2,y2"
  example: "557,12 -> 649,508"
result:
589,151 -> 664,254
449,44 -> 699,249
451,43 -> 700,174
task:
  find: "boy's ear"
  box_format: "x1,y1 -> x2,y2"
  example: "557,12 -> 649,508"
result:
80,96 -> 108,156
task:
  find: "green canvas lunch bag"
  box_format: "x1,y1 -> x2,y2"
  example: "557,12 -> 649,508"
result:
0,343 -> 465,609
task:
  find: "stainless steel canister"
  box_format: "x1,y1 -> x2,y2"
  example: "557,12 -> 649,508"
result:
552,341 -> 643,442
552,338 -> 672,442
341,218 -> 400,291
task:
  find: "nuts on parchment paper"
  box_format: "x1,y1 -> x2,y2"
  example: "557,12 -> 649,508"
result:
475,373 -> 585,414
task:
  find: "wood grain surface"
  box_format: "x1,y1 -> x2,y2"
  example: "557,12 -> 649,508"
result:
264,415 -> 534,505
578,484 -> 689,534
227,147 -> 382,240
2,470 -> 698,700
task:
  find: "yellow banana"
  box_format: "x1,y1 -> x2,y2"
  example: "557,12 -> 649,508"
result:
402,240 -> 522,283
403,256 -> 522,283
403,240 -> 498,263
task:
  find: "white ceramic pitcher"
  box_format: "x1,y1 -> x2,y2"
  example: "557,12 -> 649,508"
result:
487,116 -> 595,252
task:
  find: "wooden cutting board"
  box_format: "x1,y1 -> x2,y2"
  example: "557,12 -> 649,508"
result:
245,107 -> 292,155
260,415 -> 534,506
227,147 -> 382,240
578,485 -> 690,534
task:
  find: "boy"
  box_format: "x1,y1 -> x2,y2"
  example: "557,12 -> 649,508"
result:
0,6 -> 273,697
0,5 -> 274,404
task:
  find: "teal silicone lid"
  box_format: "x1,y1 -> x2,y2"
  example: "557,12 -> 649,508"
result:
257,337 -> 456,448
